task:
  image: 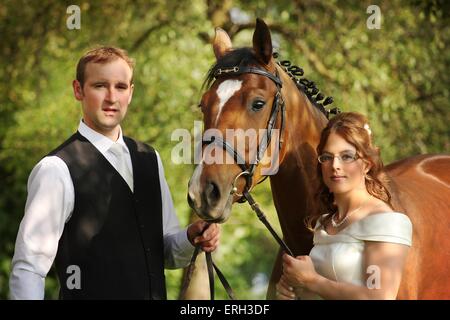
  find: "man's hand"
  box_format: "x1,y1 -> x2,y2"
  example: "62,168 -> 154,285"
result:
187,220 -> 220,252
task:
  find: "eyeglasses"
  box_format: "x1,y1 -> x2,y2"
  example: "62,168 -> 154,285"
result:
318,152 -> 359,164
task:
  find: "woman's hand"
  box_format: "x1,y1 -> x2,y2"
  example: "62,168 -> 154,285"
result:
282,253 -> 318,290
275,274 -> 296,300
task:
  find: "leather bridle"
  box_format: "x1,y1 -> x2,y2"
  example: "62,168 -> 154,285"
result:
180,65 -> 294,300
182,52 -> 340,299
202,65 -> 286,201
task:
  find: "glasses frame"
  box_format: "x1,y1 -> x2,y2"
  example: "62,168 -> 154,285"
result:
317,152 -> 360,164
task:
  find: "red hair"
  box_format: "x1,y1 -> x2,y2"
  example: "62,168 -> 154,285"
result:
76,46 -> 134,87
306,112 -> 393,230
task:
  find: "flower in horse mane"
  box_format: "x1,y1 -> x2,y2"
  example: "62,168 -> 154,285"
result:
363,123 -> 372,136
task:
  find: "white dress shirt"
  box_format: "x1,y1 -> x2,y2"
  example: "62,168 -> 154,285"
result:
9,120 -> 194,299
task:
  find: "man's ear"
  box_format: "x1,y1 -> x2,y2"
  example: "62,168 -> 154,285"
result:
128,84 -> 134,104
73,80 -> 84,101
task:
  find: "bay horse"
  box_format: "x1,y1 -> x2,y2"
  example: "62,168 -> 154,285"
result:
187,18 -> 450,299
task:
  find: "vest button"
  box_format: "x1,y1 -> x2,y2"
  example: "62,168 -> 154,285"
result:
140,224 -> 145,228
146,248 -> 151,252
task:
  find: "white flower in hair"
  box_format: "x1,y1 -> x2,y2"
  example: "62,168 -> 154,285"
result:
363,123 -> 372,136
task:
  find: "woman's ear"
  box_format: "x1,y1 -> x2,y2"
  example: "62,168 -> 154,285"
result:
363,159 -> 373,175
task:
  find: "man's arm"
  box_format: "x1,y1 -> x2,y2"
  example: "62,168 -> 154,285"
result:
10,156 -> 74,299
155,151 -> 195,269
156,151 -> 221,269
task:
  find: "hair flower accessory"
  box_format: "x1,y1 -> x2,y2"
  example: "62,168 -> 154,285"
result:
363,123 -> 372,136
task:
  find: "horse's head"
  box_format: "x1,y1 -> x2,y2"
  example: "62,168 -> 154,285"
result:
188,19 -> 287,222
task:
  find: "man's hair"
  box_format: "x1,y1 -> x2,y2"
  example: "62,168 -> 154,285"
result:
76,46 -> 135,88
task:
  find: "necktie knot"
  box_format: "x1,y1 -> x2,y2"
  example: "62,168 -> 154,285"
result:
109,142 -> 125,156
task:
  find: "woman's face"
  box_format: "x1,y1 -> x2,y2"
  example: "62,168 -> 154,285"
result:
320,132 -> 368,196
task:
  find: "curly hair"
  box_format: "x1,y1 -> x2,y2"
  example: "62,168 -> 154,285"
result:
306,112 -> 393,231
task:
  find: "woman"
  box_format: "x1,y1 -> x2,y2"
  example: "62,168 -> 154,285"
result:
276,112 -> 412,300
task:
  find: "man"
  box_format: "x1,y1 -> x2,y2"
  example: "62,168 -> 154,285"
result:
10,47 -> 219,299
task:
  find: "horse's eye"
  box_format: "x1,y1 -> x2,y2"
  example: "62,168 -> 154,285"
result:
252,100 -> 266,111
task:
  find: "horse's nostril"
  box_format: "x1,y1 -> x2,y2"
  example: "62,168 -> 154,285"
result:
205,180 -> 221,206
211,182 -> 221,201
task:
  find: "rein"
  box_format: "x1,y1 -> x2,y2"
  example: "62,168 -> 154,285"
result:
179,191 -> 293,300
179,225 -> 236,300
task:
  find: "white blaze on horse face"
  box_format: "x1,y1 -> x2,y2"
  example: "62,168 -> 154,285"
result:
215,80 -> 242,125
189,162 -> 204,209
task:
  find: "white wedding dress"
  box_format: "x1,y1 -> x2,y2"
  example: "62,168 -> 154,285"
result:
298,212 -> 413,299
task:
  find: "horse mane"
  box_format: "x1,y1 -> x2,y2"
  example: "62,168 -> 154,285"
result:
203,48 -> 338,119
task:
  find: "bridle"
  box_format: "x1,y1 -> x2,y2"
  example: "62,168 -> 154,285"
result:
180,64 -> 294,300
181,53 -> 340,300
205,63 -> 292,255
202,65 -> 286,202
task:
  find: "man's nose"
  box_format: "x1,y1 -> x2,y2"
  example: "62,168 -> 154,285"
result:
105,87 -> 117,103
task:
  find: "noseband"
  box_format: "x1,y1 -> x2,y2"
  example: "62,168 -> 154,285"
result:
202,66 -> 286,201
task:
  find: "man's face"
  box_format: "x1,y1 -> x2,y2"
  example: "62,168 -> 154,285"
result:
73,58 -> 134,139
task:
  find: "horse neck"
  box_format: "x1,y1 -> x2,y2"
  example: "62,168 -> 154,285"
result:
269,67 -> 327,254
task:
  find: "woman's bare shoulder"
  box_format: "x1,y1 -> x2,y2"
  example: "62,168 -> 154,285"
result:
366,198 -> 394,216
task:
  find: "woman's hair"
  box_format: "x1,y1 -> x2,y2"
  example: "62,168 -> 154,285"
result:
76,46 -> 135,88
306,112 -> 393,230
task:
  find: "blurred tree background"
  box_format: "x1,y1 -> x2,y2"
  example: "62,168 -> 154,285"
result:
0,0 -> 448,299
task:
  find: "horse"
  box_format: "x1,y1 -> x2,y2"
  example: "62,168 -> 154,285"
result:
187,18 -> 450,299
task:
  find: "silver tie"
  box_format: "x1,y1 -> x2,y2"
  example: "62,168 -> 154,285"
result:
109,142 -> 134,192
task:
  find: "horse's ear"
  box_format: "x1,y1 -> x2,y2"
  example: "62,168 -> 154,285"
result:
213,27 -> 232,60
252,18 -> 272,65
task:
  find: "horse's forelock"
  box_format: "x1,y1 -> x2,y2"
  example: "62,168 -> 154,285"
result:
203,47 -> 258,89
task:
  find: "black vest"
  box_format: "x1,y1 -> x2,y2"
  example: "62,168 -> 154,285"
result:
50,132 -> 166,300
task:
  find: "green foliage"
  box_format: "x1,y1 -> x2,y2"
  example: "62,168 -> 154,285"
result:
0,0 -> 448,299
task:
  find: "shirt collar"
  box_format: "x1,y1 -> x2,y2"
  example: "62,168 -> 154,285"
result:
78,119 -> 129,154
